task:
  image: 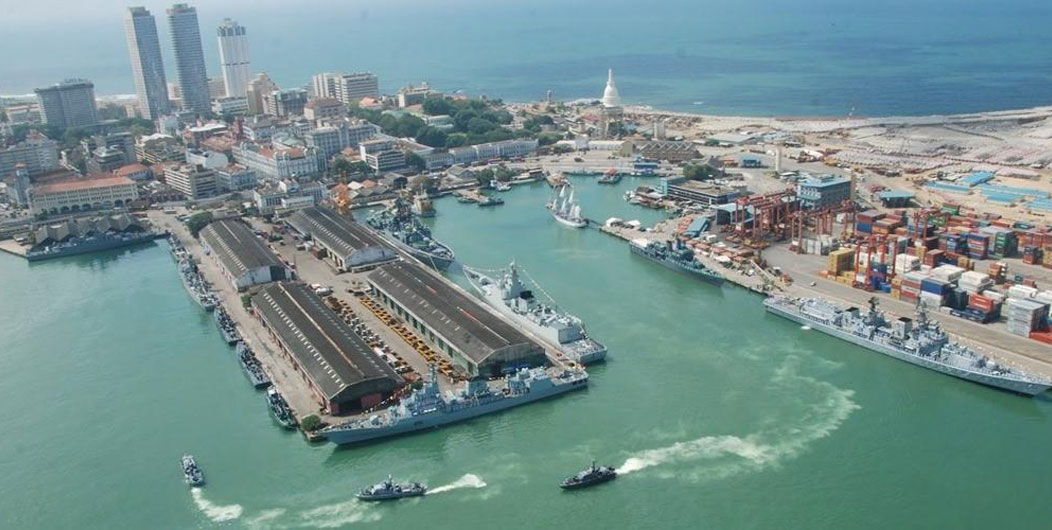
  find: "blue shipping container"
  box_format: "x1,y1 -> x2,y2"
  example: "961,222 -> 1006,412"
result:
921,278 -> 950,294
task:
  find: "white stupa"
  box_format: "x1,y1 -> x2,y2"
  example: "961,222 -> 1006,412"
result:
601,68 -> 621,108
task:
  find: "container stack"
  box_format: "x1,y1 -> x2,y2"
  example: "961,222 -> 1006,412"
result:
923,249 -> 944,268
1004,298 -> 1050,337
900,271 -> 928,304
893,254 -> 920,275
827,248 -> 855,276
1008,284 -> 1039,300
962,292 -> 1001,323
987,262 -> 1008,284
855,210 -> 884,235
958,271 -> 992,294
930,264 -> 964,284
980,226 -> 1018,259
964,232 -> 989,260
920,277 -> 951,308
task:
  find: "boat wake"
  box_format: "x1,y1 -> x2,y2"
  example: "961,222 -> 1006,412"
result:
297,498 -> 382,528
616,357 -> 859,480
426,474 -> 487,495
190,487 -> 244,523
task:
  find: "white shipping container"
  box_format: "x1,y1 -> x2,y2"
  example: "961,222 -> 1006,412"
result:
1008,285 -> 1039,300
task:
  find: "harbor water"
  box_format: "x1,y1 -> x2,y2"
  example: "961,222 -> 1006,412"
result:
1,177 -> 1050,528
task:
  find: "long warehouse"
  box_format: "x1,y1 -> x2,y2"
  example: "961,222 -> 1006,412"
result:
287,207 -> 396,271
252,282 -> 404,414
200,218 -> 293,291
368,261 -> 547,377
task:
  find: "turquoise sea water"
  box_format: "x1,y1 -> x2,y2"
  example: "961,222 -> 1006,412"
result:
0,177 -> 1050,529
4,0 -> 1052,115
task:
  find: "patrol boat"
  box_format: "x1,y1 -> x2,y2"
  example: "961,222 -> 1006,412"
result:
321,365 -> 588,446
181,455 -> 204,487
356,476 -> 427,501
236,342 -> 272,389
560,461 -> 617,490
463,262 -> 607,364
213,306 -> 240,345
266,388 -> 297,429
764,296 -> 1052,396
630,238 -> 725,285
366,198 -> 455,270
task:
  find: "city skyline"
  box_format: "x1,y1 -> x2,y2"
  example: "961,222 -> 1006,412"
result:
167,3 -> 210,114
122,6 -> 170,119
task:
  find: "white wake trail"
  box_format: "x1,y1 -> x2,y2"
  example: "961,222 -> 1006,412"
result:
427,473 -> 487,495
190,487 -> 244,523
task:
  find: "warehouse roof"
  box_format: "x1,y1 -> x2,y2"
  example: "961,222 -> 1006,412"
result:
252,282 -> 401,400
368,261 -> 539,365
287,207 -> 389,259
200,219 -> 285,277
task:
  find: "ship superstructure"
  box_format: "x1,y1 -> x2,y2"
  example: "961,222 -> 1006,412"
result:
629,238 -> 725,285
366,198 -> 455,270
547,183 -> 586,228
321,365 -> 588,445
764,295 -> 1051,396
464,262 -> 607,364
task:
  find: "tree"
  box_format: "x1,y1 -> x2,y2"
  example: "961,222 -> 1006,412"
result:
422,96 -> 455,116
185,211 -> 214,237
474,168 -> 495,186
301,414 -> 322,431
405,152 -> 426,172
415,126 -> 447,148
466,117 -> 496,135
684,163 -> 719,181
537,132 -> 562,146
493,166 -> 517,182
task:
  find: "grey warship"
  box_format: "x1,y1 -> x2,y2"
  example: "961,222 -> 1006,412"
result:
630,238 -> 725,285
366,198 -> 455,270
560,461 -> 617,490
356,476 -> 427,501
463,262 -> 607,364
764,295 -> 1051,396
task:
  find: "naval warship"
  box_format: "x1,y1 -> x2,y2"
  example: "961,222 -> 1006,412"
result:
366,198 -> 455,270
356,476 -> 427,501
236,342 -> 272,389
560,461 -> 617,490
464,262 -> 607,364
764,296 -> 1051,396
213,306 -> 240,345
322,365 -> 588,445
630,238 -> 725,285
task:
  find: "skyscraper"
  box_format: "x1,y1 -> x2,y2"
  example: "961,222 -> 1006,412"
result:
217,19 -> 250,98
123,7 -> 170,120
167,3 -> 210,115
35,79 -> 99,129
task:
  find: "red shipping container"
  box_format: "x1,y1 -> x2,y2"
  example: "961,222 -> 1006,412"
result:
968,294 -> 995,313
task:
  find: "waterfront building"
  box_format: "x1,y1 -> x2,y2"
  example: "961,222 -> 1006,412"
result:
215,164 -> 256,192
306,119 -> 381,160
623,140 -> 698,163
368,261 -> 548,377
34,79 -> 99,129
123,7 -> 170,119
287,206 -> 397,271
396,82 -> 438,108
245,72 -> 278,115
441,138 -> 538,168
28,174 -> 139,215
333,73 -> 380,105
310,72 -> 338,99
303,97 -> 345,122
252,179 -> 324,214
0,133 -> 60,179
797,174 -> 852,209
263,89 -> 308,117
216,18 -> 250,98
211,96 -> 249,116
167,3 -> 210,115
252,282 -> 403,414
200,218 -> 292,291
359,139 -> 405,172
164,164 -> 217,199
232,142 -> 320,181
661,176 -> 740,206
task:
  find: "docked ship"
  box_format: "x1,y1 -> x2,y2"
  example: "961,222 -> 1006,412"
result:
597,169 -> 622,185
764,296 -> 1052,396
629,238 -> 725,285
463,263 -> 607,365
25,231 -> 157,261
236,342 -> 271,389
213,307 -> 240,345
267,388 -> 298,429
356,476 -> 427,501
410,194 -> 435,218
366,198 -> 455,270
491,179 -> 512,192
322,365 -> 589,445
477,195 -> 504,207
547,183 -> 586,228
181,455 -> 204,487
176,254 -> 218,311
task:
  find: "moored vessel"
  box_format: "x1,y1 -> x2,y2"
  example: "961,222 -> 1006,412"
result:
366,198 -> 455,270
629,238 -> 725,285
321,365 -> 588,445
597,169 -> 622,184
560,461 -> 617,490
547,183 -> 586,228
464,262 -> 607,364
356,476 -> 427,501
213,306 -> 240,345
236,342 -> 271,389
267,387 -> 297,429
764,296 -> 1051,396
477,195 -> 504,207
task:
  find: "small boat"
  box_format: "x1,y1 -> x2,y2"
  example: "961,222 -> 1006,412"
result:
356,475 -> 427,501
560,461 -> 616,490
492,179 -> 512,192
477,196 -> 504,207
181,455 -> 205,487
237,342 -> 272,389
213,306 -> 240,345
598,169 -> 621,185
266,388 -> 297,429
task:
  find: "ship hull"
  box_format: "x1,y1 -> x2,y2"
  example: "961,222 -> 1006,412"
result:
464,272 -> 607,365
323,377 -> 588,445
630,244 -> 725,286
374,231 -> 454,270
552,213 -> 586,228
26,232 -> 156,261
764,299 -> 1050,396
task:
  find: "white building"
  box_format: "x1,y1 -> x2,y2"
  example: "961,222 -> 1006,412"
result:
310,72 -> 338,99
164,164 -> 217,199
216,18 -> 250,98
211,96 -> 249,116
215,164 -> 257,192
306,120 -> 381,159
123,7 -> 170,119
334,73 -> 379,104
167,3 -> 210,114
186,148 -> 229,169
359,139 -> 405,172
253,179 -> 325,214
245,72 -> 278,115
29,174 -> 139,215
233,142 -> 320,181
0,133 -> 60,179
